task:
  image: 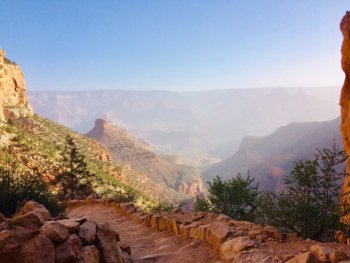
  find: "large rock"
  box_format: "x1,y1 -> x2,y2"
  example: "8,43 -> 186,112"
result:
95,223 -> 129,263
40,221 -> 69,242
78,245 -> 100,263
58,219 -> 80,233
22,234 -> 55,263
219,236 -> 255,261
0,49 -> 33,122
55,234 -> 82,263
340,11 -> 350,196
78,221 -> 97,245
11,210 -> 46,228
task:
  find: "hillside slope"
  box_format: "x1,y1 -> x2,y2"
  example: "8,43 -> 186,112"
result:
85,119 -> 206,197
0,49 -> 195,208
203,118 -> 343,192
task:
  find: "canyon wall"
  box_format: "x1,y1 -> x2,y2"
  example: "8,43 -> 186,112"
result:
0,49 -> 32,122
340,12 -> 350,194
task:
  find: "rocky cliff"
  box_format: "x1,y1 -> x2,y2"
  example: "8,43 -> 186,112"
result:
85,119 -> 207,199
0,49 -> 32,122
340,12 -> 350,194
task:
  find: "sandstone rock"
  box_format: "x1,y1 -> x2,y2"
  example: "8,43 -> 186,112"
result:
219,236 -> 255,261
95,223 -> 128,263
310,244 -> 333,262
205,223 -> 232,249
55,234 -> 82,263
330,250 -> 349,262
78,220 -> 97,245
20,201 -> 45,214
58,219 -> 80,233
233,251 -> 273,263
286,252 -> 314,263
22,234 -> 55,263
0,48 -> 33,122
217,214 -> 231,222
340,12 -> 350,197
263,226 -> 284,241
40,221 -> 69,242
150,214 -> 161,231
78,245 -> 100,263
11,210 -> 45,228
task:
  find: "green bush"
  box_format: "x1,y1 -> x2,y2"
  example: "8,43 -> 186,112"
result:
0,167 -> 62,217
257,143 -> 349,240
152,200 -> 177,213
195,174 -> 259,221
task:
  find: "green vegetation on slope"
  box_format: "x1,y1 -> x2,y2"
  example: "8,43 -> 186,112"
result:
0,115 -> 162,212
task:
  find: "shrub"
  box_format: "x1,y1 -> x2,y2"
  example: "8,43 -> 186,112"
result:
195,174 -> 259,221
0,167 -> 62,217
152,200 -> 177,212
257,143 -> 349,240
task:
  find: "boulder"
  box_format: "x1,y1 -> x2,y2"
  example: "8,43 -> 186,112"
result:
19,201 -> 51,221
219,236 -> 255,261
58,219 -> 80,233
263,226 -> 284,241
55,234 -> 82,263
78,245 -> 100,263
95,223 -> 128,263
11,210 -> 45,228
310,245 -> 333,262
40,221 -> 69,242
22,234 -> 55,263
78,221 -> 97,245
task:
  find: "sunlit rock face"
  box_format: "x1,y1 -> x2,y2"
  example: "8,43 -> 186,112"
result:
340,12 -> 350,195
0,49 -> 33,122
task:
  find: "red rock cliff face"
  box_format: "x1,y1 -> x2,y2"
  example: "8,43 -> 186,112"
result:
340,12 -> 350,193
0,49 -> 32,122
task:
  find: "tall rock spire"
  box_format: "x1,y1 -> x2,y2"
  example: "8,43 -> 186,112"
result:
340,11 -> 350,194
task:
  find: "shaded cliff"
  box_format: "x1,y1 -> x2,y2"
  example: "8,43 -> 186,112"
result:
0,49 -> 32,122
340,12 -> 350,194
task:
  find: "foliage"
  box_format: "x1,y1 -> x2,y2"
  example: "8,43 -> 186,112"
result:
152,200 -> 177,213
194,196 -> 211,212
0,167 -> 62,217
195,174 -> 259,221
54,136 -> 95,200
257,143 -> 349,240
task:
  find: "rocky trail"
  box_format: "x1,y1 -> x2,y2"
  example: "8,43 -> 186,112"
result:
68,202 -> 221,263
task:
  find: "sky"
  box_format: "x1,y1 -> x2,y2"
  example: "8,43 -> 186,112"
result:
0,1 -> 349,91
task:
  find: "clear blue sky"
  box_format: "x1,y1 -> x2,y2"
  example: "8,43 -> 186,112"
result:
0,1 -> 349,91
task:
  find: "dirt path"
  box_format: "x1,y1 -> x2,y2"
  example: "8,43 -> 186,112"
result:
68,203 -> 221,263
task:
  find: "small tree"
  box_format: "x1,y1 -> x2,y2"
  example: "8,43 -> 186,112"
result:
258,143 -> 349,240
55,136 -> 95,200
196,174 -> 259,221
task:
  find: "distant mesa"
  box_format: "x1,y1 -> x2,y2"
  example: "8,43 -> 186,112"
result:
85,118 -> 111,139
